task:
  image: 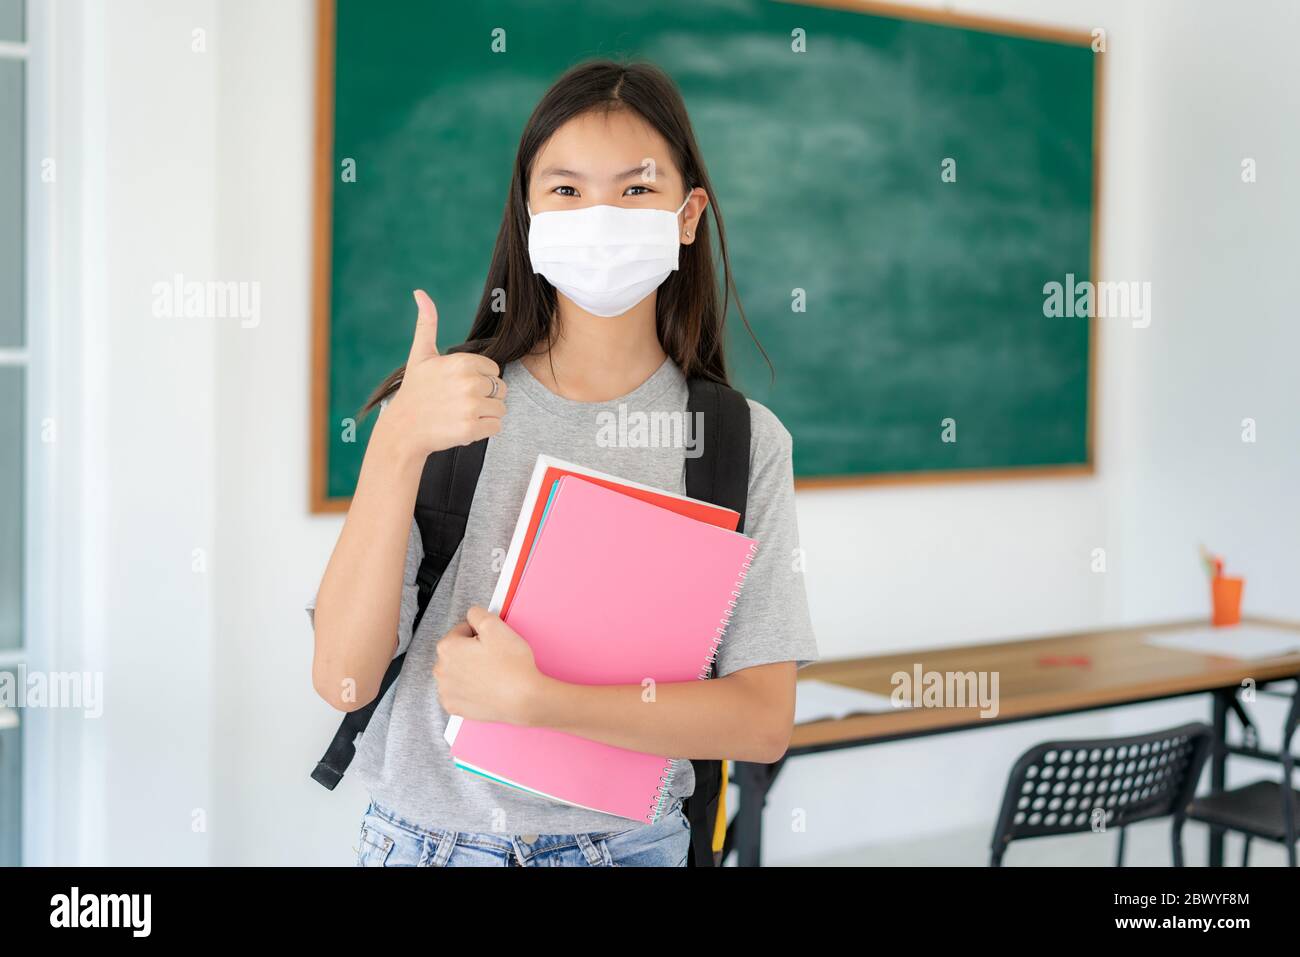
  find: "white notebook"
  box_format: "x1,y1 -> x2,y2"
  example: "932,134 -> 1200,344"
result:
794,679 -> 899,724
1144,625 -> 1300,660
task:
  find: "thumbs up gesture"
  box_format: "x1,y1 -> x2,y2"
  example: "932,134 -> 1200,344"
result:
384,289 -> 507,457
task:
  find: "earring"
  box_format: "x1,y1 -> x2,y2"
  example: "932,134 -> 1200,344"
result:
684,229 -> 692,239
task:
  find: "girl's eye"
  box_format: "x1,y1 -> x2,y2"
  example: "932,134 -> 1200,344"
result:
624,185 -> 653,196
552,185 -> 579,197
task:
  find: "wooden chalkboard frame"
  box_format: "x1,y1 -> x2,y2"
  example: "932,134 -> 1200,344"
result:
310,0 -> 341,513
309,0 -> 1102,511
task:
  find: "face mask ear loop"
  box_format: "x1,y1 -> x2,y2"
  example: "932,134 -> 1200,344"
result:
675,188 -> 698,246
675,189 -> 694,244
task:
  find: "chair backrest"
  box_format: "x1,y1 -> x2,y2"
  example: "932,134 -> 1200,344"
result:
991,722 -> 1212,863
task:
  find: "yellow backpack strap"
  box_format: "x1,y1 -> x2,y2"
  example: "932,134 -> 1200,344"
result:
711,760 -> 729,854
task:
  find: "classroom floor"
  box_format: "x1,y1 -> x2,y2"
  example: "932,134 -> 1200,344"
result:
791,820 -> 1292,867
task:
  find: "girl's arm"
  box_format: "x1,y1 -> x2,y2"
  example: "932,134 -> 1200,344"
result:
312,291 -> 505,711
310,418 -> 424,711
434,608 -> 795,763
529,664 -> 796,764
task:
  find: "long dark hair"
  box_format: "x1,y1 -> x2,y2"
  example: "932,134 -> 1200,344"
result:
362,58 -> 766,415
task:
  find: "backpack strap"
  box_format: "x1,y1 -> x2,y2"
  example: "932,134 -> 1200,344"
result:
684,378 -> 751,531
411,439 -> 490,633
310,438 -> 488,790
681,377 -> 751,866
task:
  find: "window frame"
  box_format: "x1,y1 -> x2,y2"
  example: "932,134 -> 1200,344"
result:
0,0 -> 31,869
8,0 -> 72,867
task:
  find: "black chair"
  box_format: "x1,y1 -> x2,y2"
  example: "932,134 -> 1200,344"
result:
1185,684 -> 1299,866
991,722 -> 1212,866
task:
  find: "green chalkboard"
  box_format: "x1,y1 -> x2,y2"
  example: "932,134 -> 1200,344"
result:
312,0 -> 1097,506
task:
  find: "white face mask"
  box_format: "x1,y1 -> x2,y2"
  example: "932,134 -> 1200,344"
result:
527,194 -> 691,318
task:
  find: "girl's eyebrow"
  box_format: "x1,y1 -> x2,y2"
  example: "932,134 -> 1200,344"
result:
537,166 -> 584,179
537,164 -> 654,181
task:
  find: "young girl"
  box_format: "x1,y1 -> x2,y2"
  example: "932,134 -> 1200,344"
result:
310,60 -> 817,867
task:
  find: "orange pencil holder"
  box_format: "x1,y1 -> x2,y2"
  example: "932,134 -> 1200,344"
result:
1211,576 -> 1244,627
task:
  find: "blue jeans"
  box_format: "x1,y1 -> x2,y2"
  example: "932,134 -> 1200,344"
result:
356,800 -> 692,867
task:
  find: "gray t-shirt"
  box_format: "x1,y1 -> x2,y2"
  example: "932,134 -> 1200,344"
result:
310,357 -> 818,835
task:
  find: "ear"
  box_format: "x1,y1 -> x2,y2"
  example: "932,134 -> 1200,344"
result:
680,187 -> 709,245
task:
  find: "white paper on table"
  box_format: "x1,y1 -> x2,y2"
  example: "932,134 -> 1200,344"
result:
1144,625 -> 1300,661
794,679 -> 900,724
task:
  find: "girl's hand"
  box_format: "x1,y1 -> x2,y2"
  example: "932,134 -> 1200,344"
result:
433,606 -> 548,726
380,290 -> 507,460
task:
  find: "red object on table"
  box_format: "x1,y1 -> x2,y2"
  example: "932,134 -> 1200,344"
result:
1037,655 -> 1092,668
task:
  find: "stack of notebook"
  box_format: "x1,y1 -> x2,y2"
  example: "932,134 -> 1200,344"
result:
444,455 -> 758,823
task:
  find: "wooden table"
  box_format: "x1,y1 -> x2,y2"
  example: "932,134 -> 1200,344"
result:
725,617 -> 1300,866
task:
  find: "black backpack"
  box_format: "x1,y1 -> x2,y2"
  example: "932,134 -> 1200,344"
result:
312,377 -> 751,867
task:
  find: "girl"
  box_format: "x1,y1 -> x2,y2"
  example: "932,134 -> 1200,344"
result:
310,60 -> 818,867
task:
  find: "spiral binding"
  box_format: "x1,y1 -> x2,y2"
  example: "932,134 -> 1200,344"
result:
646,540 -> 761,824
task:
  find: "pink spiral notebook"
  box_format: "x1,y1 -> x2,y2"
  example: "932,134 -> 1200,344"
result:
446,474 -> 758,823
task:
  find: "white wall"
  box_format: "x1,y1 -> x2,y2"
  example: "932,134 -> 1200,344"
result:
35,0 -> 220,865
210,0 -> 361,866
41,0 -> 1300,865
